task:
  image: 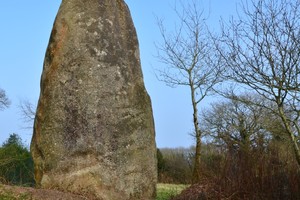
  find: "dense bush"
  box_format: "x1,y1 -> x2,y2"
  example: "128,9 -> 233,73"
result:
158,148 -> 193,184
158,140 -> 300,199
0,133 -> 34,186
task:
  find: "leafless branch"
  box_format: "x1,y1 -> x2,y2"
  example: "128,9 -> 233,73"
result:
19,99 -> 36,129
0,88 -> 10,110
217,0 -> 300,166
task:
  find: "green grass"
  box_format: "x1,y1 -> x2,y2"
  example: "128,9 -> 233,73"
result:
156,184 -> 188,200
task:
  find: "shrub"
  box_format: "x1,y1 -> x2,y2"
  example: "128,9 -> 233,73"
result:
0,134 -> 34,186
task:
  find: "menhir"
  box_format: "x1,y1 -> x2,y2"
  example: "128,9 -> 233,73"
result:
31,0 -> 157,199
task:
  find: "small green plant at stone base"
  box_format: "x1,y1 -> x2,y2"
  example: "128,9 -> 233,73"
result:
156,184 -> 188,200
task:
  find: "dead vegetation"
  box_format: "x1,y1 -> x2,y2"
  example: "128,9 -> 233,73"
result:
0,184 -> 90,200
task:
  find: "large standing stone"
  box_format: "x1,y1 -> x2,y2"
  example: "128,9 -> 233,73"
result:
31,0 -> 157,199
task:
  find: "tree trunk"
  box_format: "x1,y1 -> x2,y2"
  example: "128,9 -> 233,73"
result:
278,106 -> 300,167
189,77 -> 202,183
193,130 -> 202,183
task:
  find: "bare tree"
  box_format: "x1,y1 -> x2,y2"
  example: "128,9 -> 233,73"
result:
218,0 -> 300,166
202,94 -> 272,153
0,88 -> 10,110
19,100 -> 36,129
156,0 -> 223,182
201,94 -> 299,198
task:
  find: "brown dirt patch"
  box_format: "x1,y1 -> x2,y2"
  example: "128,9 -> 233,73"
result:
0,184 -> 92,200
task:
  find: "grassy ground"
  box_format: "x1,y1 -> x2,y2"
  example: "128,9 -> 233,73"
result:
0,183 -> 187,200
156,184 -> 188,200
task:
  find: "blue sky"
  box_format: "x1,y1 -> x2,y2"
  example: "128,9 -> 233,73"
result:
0,0 -> 239,148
